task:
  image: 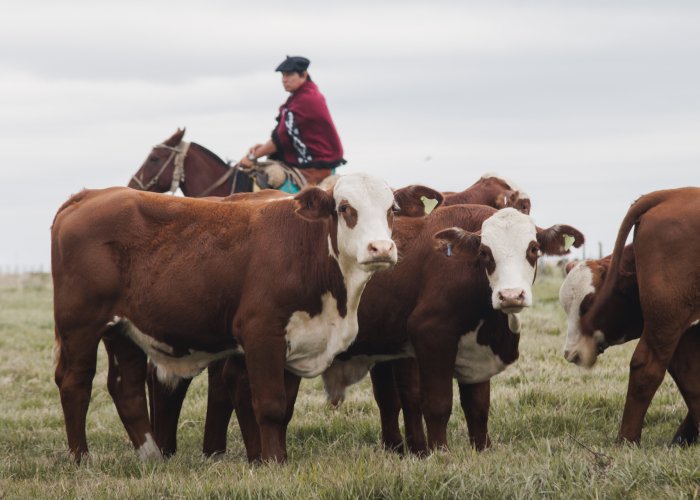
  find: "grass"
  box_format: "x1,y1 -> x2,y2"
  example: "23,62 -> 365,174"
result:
0,270 -> 698,499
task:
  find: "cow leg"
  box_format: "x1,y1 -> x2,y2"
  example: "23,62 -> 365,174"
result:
412,329 -> 458,451
102,332 -> 159,459
370,361 -> 404,453
202,358 -> 235,457
225,356 -> 262,462
618,330 -> 682,444
278,370 -> 302,449
458,380 -> 491,451
667,331 -> 700,446
147,362 -> 192,457
244,335 -> 289,463
54,326 -> 101,462
394,358 -> 428,456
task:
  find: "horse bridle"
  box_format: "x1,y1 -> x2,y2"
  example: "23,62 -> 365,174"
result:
131,141 -> 190,193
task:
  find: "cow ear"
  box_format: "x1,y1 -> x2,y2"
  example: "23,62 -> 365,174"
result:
393,185 -> 444,217
433,227 -> 481,259
536,224 -> 585,255
294,187 -> 335,221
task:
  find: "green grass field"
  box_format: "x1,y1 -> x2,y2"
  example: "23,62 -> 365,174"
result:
1,271 -> 698,499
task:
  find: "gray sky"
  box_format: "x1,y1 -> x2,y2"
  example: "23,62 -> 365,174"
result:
1,0 -> 698,270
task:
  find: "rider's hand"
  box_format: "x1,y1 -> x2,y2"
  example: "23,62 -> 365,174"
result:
240,153 -> 256,169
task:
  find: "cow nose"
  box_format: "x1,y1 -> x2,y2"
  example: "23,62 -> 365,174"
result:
564,349 -> 581,364
497,288 -> 526,307
367,240 -> 395,260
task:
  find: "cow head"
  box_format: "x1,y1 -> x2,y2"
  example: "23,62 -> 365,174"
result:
560,247 -> 639,368
434,208 -> 584,313
295,174 -> 441,273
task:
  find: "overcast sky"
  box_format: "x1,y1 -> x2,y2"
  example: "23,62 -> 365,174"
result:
1,0 -> 698,271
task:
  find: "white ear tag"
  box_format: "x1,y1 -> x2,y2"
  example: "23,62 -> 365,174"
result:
563,234 -> 575,251
421,196 -> 438,215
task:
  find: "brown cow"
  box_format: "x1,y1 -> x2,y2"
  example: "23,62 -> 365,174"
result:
203,205 -> 583,458
443,174 -> 531,214
150,176 -> 534,458
51,173 -> 439,462
560,187 -> 700,444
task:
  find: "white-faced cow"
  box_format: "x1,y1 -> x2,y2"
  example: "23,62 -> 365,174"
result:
201,206 -> 583,458
51,173 -> 439,462
149,176 -> 533,458
560,187 -> 699,445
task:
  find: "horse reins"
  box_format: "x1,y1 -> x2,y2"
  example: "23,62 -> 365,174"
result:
133,140 -> 252,197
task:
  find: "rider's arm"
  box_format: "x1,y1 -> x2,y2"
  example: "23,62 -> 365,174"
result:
240,140 -> 277,168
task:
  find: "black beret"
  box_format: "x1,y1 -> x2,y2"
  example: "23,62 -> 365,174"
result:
275,55 -> 310,73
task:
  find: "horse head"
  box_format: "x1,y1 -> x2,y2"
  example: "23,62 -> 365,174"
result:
129,128 -> 189,193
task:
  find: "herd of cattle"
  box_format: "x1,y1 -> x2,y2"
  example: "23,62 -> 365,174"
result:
49,132 -> 699,463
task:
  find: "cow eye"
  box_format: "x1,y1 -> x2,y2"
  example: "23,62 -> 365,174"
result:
149,156 -> 158,162
337,204 -> 348,213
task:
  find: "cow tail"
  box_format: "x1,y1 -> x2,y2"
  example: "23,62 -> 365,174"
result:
592,190 -> 671,314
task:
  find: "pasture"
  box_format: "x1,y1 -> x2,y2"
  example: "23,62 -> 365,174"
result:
0,270 -> 698,499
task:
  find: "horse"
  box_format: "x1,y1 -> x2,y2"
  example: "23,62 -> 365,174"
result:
129,128 -> 253,197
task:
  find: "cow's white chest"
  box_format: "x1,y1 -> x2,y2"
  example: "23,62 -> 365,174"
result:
116,317 -> 237,389
284,292 -> 359,377
453,321 -> 506,384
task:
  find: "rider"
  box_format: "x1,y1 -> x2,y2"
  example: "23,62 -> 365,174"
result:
239,56 -> 345,193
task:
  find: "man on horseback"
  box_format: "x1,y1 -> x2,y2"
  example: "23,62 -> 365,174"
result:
239,56 -> 346,193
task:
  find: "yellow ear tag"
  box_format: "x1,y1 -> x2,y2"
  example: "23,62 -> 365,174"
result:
563,234 -> 575,251
421,196 -> 438,215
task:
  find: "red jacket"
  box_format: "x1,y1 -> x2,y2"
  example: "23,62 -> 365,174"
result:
270,80 -> 345,169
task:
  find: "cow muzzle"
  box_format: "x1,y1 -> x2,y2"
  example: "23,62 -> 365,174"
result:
361,240 -> 397,270
496,288 -> 527,313
564,336 -> 598,368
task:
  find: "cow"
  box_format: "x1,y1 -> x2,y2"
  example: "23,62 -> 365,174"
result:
51,173 -> 440,463
202,205 -> 584,458
149,175 -> 533,458
442,174 -> 531,214
560,187 -> 700,444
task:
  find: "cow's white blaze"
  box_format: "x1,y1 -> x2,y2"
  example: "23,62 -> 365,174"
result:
454,321 -> 508,383
333,173 -> 397,270
559,262 -> 599,367
480,208 -> 537,311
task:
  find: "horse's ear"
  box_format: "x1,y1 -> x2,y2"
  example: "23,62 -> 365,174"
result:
166,128 -> 185,147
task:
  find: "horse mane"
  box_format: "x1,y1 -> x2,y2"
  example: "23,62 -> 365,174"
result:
190,142 -> 230,168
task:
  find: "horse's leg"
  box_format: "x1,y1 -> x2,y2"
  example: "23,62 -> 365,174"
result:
146,361 -> 192,457
102,331 -> 159,459
202,358 -> 235,457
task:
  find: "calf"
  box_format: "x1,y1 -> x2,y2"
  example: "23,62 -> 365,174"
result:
443,174 -> 531,214
51,173 -> 435,462
560,187 -> 700,444
206,206 -> 583,457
